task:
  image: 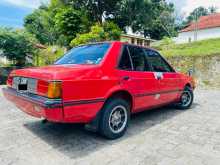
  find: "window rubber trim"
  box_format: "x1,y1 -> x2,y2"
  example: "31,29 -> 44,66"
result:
126,46 -> 134,71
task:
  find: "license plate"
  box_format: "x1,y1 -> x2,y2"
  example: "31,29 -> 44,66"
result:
20,78 -> 28,85
27,78 -> 37,93
12,77 -> 28,92
12,77 -> 20,90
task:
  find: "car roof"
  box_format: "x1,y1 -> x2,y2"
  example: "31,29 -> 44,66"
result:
118,41 -> 158,52
82,41 -> 158,52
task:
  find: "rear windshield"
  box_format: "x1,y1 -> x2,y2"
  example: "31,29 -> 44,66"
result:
55,43 -> 110,65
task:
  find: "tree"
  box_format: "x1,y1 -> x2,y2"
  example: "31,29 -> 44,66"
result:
24,0 -> 90,46
180,6 -> 218,30
209,6 -> 217,14
65,0 -> 175,40
184,6 -> 217,26
66,0 -> 122,23
111,0 -> 175,39
143,1 -> 176,39
70,22 -> 121,47
186,7 -> 208,24
0,28 -> 37,66
24,7 -> 58,45
54,7 -> 89,46
24,0 -> 176,44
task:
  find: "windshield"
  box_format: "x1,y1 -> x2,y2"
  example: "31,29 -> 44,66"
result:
55,43 -> 111,65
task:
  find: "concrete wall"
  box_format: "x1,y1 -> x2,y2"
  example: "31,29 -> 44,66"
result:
167,55 -> 220,88
174,27 -> 220,44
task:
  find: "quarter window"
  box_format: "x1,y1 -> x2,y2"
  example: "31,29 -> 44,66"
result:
144,49 -> 174,72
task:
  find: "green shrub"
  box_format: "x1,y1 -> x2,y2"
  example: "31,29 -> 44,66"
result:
36,46 -> 66,66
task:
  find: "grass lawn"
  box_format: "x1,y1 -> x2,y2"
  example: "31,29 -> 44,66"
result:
159,38 -> 220,57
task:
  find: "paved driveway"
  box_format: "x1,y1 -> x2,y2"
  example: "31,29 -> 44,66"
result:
1,86 -> 220,165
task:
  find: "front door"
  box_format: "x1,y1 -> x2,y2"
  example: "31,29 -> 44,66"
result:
144,49 -> 180,104
117,45 -> 161,112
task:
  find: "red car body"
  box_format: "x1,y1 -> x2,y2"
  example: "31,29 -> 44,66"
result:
3,41 -> 195,126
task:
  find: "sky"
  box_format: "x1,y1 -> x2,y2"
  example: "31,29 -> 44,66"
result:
167,0 -> 220,17
0,0 -> 48,27
0,0 -> 220,28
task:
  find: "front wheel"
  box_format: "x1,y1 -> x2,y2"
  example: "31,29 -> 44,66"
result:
99,98 -> 130,139
176,86 -> 194,110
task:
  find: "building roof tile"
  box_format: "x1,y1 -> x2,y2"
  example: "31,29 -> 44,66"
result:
181,13 -> 220,32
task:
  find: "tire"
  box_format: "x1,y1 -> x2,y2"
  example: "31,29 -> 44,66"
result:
99,98 -> 130,139
176,86 -> 194,110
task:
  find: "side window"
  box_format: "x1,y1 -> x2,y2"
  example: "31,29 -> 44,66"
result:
128,46 -> 148,71
144,49 -> 173,72
118,46 -> 132,70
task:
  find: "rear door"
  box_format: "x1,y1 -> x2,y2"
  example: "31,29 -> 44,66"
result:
117,45 -> 161,112
144,49 -> 180,104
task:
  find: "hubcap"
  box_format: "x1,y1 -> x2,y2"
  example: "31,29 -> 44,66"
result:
109,105 -> 128,134
181,90 -> 192,107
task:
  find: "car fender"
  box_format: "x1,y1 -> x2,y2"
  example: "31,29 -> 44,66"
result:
85,85 -> 134,132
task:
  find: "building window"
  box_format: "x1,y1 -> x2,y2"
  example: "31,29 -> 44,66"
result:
131,38 -> 135,44
144,41 -> 150,46
136,39 -> 143,46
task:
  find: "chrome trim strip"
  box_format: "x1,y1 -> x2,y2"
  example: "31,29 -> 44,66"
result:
135,89 -> 183,97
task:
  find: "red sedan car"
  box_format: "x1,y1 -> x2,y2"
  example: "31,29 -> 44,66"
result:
3,41 -> 195,139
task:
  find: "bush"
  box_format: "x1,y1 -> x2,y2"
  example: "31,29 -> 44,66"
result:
36,46 -> 66,66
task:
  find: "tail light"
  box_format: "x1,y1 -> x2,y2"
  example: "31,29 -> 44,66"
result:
37,80 -> 62,99
7,71 -> 16,87
7,76 -> 13,87
47,82 -> 62,99
37,80 -> 49,96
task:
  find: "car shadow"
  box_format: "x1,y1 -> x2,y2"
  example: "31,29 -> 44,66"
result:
24,103 -> 199,159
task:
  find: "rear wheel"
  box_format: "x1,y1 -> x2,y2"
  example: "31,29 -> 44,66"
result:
99,98 -> 130,139
176,86 -> 194,110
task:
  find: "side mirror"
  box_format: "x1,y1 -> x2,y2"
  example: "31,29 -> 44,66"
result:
188,69 -> 193,76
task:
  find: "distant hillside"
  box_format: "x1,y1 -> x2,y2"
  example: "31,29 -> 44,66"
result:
157,38 -> 220,57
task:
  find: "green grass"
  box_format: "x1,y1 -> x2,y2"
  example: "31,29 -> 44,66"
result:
159,38 -> 220,57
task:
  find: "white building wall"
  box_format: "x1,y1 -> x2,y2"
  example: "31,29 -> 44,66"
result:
174,27 -> 220,44
0,56 -> 10,65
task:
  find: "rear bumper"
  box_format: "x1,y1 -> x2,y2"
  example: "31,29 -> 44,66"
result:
3,87 -> 105,123
3,87 -> 64,122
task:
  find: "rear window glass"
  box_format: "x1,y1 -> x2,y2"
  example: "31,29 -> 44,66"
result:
55,43 -> 110,65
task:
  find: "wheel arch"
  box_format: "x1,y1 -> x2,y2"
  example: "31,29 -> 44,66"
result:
104,90 -> 134,112
185,83 -> 192,89
84,88 -> 134,132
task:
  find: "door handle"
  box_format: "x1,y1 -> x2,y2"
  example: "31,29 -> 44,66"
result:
122,76 -> 130,81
